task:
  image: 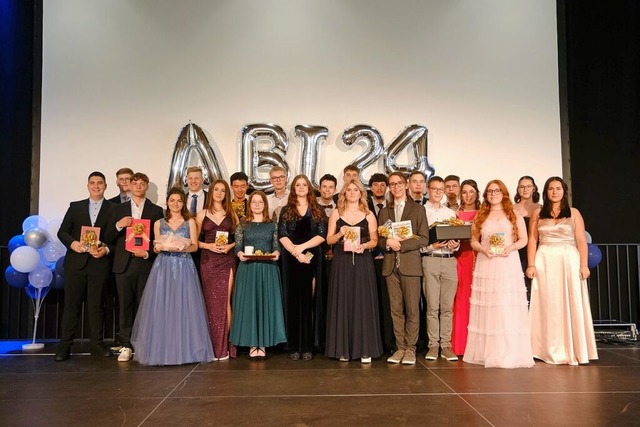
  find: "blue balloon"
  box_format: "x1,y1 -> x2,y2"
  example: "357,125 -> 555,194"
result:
5,266 -> 29,288
51,271 -> 65,290
8,234 -> 26,253
55,256 -> 65,278
587,244 -> 602,269
24,284 -> 49,299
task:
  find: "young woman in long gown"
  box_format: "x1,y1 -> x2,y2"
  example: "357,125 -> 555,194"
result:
278,175 -> 327,361
513,175 -> 542,303
451,179 -> 480,356
527,176 -> 598,365
230,191 -> 286,360
196,179 -> 239,360
325,179 -> 383,363
131,188 -> 214,365
464,180 -> 534,368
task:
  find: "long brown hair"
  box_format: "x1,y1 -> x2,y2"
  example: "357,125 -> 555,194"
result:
281,174 -> 325,223
203,179 -> 239,230
244,191 -> 272,223
336,179 -> 370,215
459,179 -> 481,211
539,176 -> 572,219
165,187 -> 190,221
473,179 -> 518,241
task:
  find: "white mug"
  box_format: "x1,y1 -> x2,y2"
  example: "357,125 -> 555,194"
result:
244,246 -> 254,255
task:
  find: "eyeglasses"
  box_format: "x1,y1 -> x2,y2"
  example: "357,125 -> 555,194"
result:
270,176 -> 286,181
518,184 -> 534,190
429,187 -> 445,193
486,189 -> 502,195
388,182 -> 405,188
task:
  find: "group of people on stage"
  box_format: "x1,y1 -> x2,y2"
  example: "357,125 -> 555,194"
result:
54,164 -> 598,368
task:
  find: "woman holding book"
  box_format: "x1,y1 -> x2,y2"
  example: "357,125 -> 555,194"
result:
278,175 -> 327,361
196,179 -> 238,360
131,187 -> 214,365
464,180 -> 534,368
230,191 -> 286,360
324,180 -> 383,363
527,176 -> 597,365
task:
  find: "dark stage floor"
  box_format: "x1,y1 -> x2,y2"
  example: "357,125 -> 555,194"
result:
0,341 -> 639,426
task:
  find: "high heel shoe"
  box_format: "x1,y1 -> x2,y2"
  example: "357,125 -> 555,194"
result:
249,347 -> 259,359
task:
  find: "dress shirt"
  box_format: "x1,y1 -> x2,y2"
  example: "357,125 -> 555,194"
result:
317,197 -> 335,218
89,198 -> 104,226
424,202 -> 458,255
187,189 -> 206,213
267,190 -> 290,219
130,198 -> 146,220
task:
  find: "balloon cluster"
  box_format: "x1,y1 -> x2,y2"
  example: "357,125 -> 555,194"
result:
5,215 -> 66,298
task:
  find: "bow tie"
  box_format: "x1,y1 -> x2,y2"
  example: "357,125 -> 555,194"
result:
321,204 -> 334,209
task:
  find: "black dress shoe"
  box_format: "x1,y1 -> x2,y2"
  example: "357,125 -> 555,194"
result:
54,346 -> 71,362
91,343 -> 112,358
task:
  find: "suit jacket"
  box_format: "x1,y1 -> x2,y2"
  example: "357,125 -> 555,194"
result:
106,199 -> 164,274
377,199 -> 429,277
187,189 -> 208,211
109,194 -> 126,204
58,199 -> 116,273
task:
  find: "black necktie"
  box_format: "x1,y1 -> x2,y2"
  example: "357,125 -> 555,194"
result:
376,203 -> 383,212
321,204 -> 334,209
190,194 -> 198,214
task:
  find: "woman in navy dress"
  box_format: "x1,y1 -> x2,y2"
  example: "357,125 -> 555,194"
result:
131,187 -> 214,365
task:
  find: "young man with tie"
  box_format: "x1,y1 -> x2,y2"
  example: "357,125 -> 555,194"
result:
185,166 -> 208,215
109,167 -> 133,204
266,166 -> 289,221
378,172 -> 429,365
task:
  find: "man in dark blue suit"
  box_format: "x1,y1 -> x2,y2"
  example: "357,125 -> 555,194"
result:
105,172 -> 164,362
55,171 -> 116,361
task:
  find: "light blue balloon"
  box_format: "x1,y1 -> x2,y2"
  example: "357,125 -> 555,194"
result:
22,215 -> 47,232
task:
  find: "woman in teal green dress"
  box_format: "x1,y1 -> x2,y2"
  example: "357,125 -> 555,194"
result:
230,191 -> 286,360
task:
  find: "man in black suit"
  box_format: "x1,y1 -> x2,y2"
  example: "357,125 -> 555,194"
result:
55,171 -> 116,361
108,167 -> 134,204
105,172 -> 164,362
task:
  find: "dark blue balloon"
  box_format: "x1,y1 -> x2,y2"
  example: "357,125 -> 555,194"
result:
587,244 -> 603,269
4,266 -> 29,288
55,256 -> 65,278
8,235 -> 26,253
24,284 -> 49,299
50,272 -> 65,290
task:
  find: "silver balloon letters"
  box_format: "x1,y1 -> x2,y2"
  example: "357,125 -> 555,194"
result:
240,123 -> 289,192
341,124 -> 385,187
295,125 -> 328,188
167,122 -> 227,192
384,124 -> 435,179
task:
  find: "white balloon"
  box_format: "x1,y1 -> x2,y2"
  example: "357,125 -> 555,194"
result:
10,246 -> 41,273
585,231 -> 593,244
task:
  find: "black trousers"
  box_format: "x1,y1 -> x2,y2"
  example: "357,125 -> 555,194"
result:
115,258 -> 152,348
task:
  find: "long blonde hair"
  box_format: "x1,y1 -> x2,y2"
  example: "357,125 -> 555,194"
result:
336,179 -> 370,215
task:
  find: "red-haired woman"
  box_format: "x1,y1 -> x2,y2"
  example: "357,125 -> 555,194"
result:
278,175 -> 327,361
464,180 -> 534,368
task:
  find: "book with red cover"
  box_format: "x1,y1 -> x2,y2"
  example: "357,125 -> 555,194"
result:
125,219 -> 151,252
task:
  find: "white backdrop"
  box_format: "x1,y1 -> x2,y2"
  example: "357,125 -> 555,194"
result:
40,0 -> 561,217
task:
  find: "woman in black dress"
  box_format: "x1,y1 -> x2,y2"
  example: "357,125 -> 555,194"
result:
278,175 -> 327,361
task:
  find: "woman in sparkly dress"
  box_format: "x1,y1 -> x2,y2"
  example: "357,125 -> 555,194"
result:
131,188 -> 214,365
196,179 -> 239,360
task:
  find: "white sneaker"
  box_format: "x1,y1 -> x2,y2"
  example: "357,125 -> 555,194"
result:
118,347 -> 132,362
360,356 -> 371,364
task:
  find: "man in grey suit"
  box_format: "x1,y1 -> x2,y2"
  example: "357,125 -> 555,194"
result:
378,172 -> 429,365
